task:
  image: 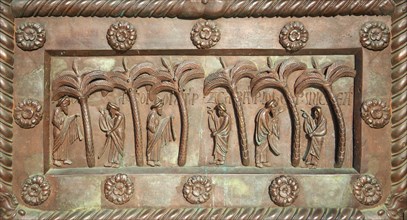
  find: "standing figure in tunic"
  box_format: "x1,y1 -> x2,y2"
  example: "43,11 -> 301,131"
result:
302,106 -> 327,168
99,102 -> 125,168
207,103 -> 231,165
254,99 -> 281,168
52,96 -> 83,167
146,98 -> 176,167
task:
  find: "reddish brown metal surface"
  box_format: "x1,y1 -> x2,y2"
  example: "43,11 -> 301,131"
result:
1,1 -> 405,219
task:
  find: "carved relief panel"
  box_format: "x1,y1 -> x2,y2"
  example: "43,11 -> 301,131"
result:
2,1 -> 405,219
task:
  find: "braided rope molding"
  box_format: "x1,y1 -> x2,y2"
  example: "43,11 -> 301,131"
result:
3,0 -> 405,219
37,207 -> 365,220
385,0 -> 407,219
0,0 -> 14,190
390,0 -> 407,194
0,0 -> 19,219
11,0 -> 394,18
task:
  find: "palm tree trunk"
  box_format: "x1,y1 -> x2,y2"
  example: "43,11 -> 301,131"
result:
78,97 -> 95,168
230,89 -> 250,166
128,89 -> 144,166
282,87 -> 301,167
175,91 -> 188,166
324,85 -> 345,168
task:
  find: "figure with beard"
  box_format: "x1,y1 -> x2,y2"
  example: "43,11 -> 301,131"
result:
146,98 -> 176,167
207,103 -> 231,165
302,106 -> 327,168
52,96 -> 83,167
254,99 -> 281,168
98,102 -> 125,168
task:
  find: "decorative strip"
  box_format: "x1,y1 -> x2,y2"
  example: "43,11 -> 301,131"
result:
386,0 -> 407,218
37,207 -> 365,220
1,0 -> 405,219
11,0 -> 394,18
390,0 -> 407,193
0,0 -> 14,190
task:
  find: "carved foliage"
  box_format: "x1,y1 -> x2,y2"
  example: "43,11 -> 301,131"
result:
269,175 -> 299,207
15,22 -> 46,51
21,175 -> 50,206
183,175 -> 212,204
204,58 -> 258,166
361,98 -> 391,128
13,98 -> 43,129
250,58 -> 307,167
0,191 -> 25,219
294,58 -> 356,168
353,175 -> 382,206
107,21 -> 137,51
360,21 -> 390,51
279,21 -> 308,52
104,173 -> 134,205
107,59 -> 159,166
52,61 -> 113,168
148,58 -> 204,166
190,20 -> 221,49
384,193 -> 407,219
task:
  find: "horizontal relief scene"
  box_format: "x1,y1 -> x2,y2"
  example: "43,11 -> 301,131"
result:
45,54 -> 356,172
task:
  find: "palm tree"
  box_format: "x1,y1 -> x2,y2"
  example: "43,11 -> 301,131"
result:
107,58 -> 160,166
203,58 -> 258,166
148,58 -> 204,166
52,61 -> 113,168
294,58 -> 356,168
250,57 -> 307,167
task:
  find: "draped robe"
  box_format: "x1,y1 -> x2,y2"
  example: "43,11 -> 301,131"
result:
99,111 -> 125,164
52,107 -> 83,161
254,108 -> 280,165
147,110 -> 175,163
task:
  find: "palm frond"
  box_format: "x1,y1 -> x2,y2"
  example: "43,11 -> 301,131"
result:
107,71 -> 130,90
53,86 -> 81,101
52,74 -> 80,91
148,81 -> 177,101
129,62 -> 158,81
267,57 -> 274,69
83,81 -> 114,97
177,65 -> 204,89
80,70 -> 110,88
72,59 -> 80,76
324,62 -> 356,83
219,57 -> 227,69
175,61 -> 204,83
294,71 -> 326,96
133,74 -> 160,90
250,71 -> 279,91
161,57 -> 173,74
251,78 -> 284,97
122,57 -> 129,72
276,59 -> 307,81
230,60 -> 258,86
311,57 -> 319,69
155,68 -> 174,81
203,70 -> 231,96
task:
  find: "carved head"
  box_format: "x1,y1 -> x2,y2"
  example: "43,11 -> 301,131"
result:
311,106 -> 322,120
215,103 -> 227,117
107,102 -> 120,117
151,98 -> 164,116
57,96 -> 70,115
265,99 -> 278,116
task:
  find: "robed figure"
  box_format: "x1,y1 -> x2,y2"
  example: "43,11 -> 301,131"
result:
147,98 -> 176,167
207,103 -> 231,165
254,99 -> 281,168
302,106 -> 327,168
52,96 -> 83,167
99,102 -> 125,168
